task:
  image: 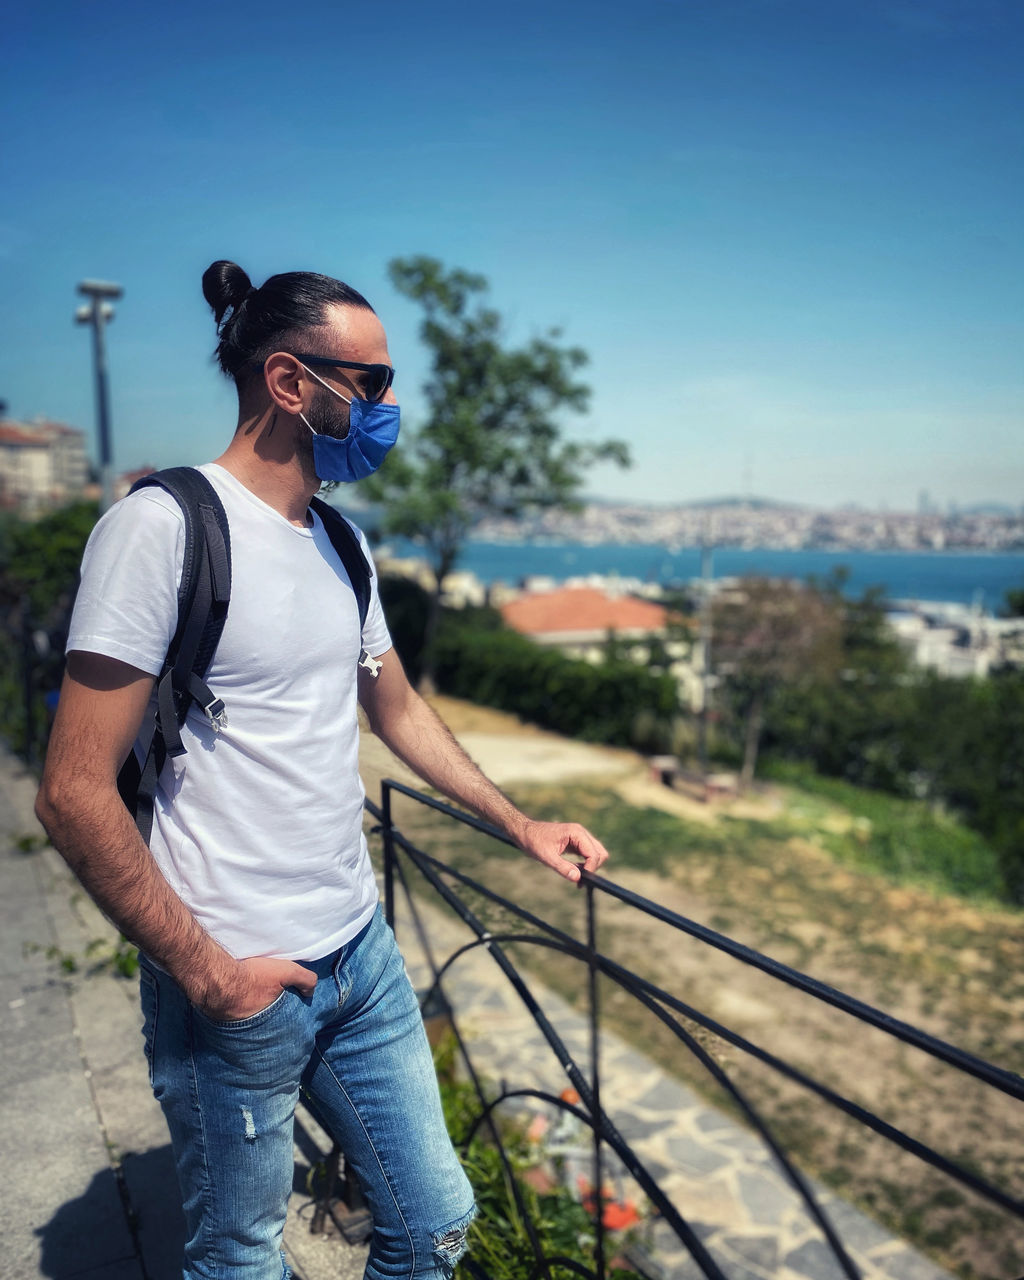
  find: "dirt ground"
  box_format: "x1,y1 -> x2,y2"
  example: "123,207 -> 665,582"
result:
359,696 -> 1024,1280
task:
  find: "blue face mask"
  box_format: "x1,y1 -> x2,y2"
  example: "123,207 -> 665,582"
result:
299,364 -> 400,484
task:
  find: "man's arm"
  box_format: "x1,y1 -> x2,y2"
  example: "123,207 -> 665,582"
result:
36,652 -> 315,1018
358,649 -> 609,883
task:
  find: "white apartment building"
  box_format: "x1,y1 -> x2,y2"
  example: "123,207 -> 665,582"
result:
0,419 -> 89,515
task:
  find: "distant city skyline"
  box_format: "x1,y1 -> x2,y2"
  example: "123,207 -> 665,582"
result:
2,0 -> 1021,512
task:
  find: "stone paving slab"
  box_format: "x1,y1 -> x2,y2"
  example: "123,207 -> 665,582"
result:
391,893 -> 957,1280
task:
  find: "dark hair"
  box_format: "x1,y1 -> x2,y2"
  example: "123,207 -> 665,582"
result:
201,260 -> 374,382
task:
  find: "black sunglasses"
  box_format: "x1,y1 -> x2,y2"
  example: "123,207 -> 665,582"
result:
292,353 -> 395,404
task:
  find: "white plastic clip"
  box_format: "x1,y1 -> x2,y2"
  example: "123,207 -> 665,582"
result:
203,697 -> 228,732
358,649 -> 382,679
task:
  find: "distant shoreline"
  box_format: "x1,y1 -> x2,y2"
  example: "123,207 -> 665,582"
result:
468,537 -> 1024,556
380,537 -> 1024,612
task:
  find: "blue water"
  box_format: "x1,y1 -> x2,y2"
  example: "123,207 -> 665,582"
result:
384,538 -> 1024,611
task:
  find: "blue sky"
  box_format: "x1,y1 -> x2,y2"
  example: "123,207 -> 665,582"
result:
2,0 -> 1021,511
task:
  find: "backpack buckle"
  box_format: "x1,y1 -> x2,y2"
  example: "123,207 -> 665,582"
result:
358,649 -> 382,679
202,696 -> 228,732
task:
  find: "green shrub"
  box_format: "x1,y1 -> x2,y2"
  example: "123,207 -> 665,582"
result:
436,1037 -> 639,1280
0,501 -> 99,759
433,620 -> 680,752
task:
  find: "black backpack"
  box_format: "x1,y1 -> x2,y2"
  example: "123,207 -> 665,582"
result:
117,467 -> 375,843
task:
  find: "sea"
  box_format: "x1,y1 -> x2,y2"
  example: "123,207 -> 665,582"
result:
383,538 -> 1024,613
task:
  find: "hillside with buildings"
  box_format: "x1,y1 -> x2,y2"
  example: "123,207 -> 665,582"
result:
476,496 -> 1024,553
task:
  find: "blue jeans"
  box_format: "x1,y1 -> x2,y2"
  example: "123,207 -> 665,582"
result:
139,906 -> 475,1280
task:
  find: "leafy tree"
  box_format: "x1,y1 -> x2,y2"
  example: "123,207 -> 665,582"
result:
1000,584 -> 1024,617
0,501 -> 98,758
906,669 -> 1024,903
761,581 -> 1024,904
0,501 -> 98,616
364,256 -> 629,683
766,577 -> 916,792
712,577 -> 843,787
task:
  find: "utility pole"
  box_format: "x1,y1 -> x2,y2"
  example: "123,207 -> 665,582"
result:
75,279 -> 123,512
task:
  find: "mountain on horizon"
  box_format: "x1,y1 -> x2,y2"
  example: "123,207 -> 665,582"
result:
585,493 -> 806,512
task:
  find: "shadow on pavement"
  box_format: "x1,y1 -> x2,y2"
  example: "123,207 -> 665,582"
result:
36,1145 -> 186,1280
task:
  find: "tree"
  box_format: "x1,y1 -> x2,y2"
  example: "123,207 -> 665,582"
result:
765,575 -> 917,792
1000,584 -> 1024,617
364,257 -> 629,683
0,501 -> 98,759
712,577 -> 843,788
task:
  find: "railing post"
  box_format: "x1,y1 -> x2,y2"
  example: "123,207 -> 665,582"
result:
382,781 -> 395,933
586,879 -> 606,1280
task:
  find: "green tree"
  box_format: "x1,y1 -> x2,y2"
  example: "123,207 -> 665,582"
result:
713,577 -> 843,788
0,501 -> 98,759
365,256 -> 629,683
1000,584 -> 1024,617
766,576 -> 916,792
0,501 -> 98,616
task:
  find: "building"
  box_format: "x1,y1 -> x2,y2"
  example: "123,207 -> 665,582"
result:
114,465 -> 157,502
500,586 -> 672,657
0,418 -> 89,515
887,603 -> 1024,676
500,585 -> 700,705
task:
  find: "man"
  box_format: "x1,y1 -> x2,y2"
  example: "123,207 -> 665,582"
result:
36,261 -> 610,1280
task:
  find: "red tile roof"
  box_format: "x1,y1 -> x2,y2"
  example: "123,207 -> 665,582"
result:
0,423 -> 46,446
0,418 -> 83,443
501,587 -> 670,636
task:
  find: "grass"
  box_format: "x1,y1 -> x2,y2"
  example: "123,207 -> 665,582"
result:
762,759 -> 1007,903
379,769 -> 1024,1280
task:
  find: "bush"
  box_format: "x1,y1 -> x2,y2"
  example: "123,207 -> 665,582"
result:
436,1036 -> 639,1280
432,617 -> 680,752
0,501 -> 98,759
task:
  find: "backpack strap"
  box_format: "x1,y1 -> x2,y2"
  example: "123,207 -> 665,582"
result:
120,467 -> 232,842
309,496 -> 378,676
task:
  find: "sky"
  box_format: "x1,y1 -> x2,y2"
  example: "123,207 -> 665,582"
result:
2,0 -> 1021,512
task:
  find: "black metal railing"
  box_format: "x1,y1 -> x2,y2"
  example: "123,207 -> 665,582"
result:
353,779 -> 1023,1280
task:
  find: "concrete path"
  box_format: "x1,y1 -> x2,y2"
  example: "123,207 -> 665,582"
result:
0,744 -> 958,1280
0,749 -> 363,1280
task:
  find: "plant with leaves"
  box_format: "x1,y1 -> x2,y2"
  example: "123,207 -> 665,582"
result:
1001,584 -> 1024,618
765,574 -> 917,792
365,256 -> 629,682
434,1035 -> 639,1280
0,501 -> 98,758
713,576 -> 843,787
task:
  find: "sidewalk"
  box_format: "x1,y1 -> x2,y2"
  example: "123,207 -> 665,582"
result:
0,745 -> 957,1280
0,749 -> 364,1280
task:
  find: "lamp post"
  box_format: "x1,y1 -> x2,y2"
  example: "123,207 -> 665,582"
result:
76,279 -> 123,512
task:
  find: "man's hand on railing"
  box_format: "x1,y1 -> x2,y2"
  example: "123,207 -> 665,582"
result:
514,820 -> 610,884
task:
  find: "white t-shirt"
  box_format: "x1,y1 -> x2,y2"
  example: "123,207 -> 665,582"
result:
68,463 -> 392,961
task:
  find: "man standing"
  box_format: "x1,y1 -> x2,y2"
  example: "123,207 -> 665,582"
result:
36,261 -> 610,1280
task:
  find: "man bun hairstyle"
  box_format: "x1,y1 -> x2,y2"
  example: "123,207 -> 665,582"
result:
202,260 -> 374,383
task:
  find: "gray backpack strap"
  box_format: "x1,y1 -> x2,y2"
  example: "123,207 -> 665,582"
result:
117,468 -> 231,843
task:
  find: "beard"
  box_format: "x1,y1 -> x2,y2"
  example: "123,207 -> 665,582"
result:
306,385 -> 351,441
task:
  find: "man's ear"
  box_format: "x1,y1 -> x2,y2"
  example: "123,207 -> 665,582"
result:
263,352 -> 307,414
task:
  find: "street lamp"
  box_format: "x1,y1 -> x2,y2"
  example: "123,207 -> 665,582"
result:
76,279 -> 123,512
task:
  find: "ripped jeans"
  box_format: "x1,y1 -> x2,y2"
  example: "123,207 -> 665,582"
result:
139,905 -> 475,1280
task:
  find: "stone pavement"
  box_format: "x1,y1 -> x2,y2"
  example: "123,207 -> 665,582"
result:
0,748 -> 364,1280
0,744 -> 956,1280
390,896 -> 956,1280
